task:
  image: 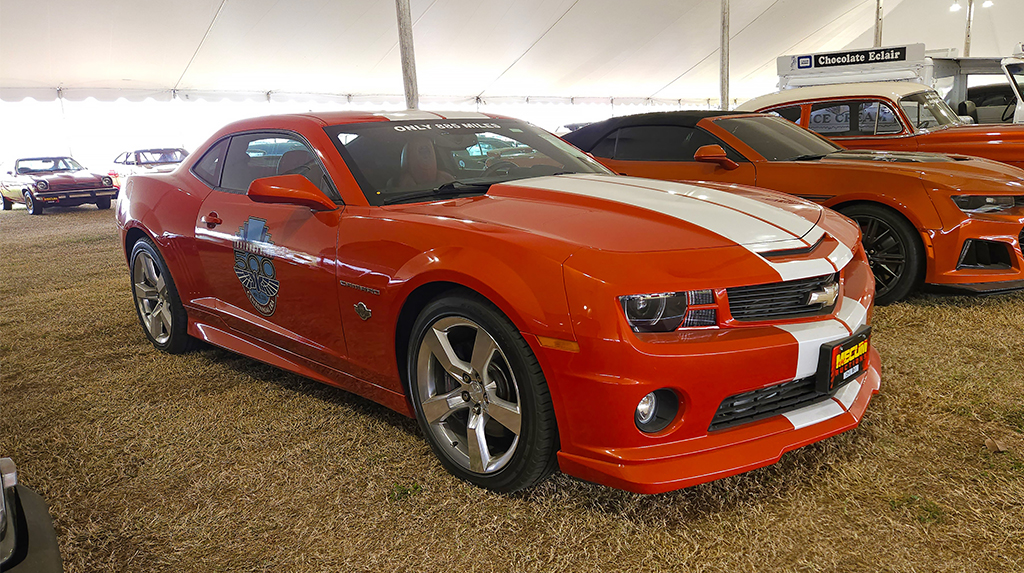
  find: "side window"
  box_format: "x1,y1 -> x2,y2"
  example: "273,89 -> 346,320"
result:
772,106 -> 802,123
872,102 -> 903,134
809,102 -> 853,135
219,133 -> 339,201
192,139 -> 229,187
810,101 -> 902,136
612,126 -> 723,161
590,130 -> 619,159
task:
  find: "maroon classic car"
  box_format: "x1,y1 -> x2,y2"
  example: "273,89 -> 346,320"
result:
1,156 -> 119,215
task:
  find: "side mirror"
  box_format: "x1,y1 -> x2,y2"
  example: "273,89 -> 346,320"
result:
247,174 -> 337,211
957,101 -> 978,124
694,144 -> 739,171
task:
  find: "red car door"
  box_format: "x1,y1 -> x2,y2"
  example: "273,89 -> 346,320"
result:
192,133 -> 348,370
588,125 -> 756,184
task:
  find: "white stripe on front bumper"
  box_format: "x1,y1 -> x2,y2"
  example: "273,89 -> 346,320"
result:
776,319 -> 851,380
783,398 -> 846,430
834,379 -> 862,410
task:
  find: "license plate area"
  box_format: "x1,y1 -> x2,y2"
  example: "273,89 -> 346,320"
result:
816,326 -> 871,394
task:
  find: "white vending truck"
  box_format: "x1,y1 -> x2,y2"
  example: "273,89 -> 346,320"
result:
775,43 -> 1024,125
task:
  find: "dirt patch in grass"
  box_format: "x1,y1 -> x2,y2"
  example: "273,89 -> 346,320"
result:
2,205 -> 1023,572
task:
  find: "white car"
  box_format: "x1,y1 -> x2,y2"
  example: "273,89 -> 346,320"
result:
108,148 -> 188,188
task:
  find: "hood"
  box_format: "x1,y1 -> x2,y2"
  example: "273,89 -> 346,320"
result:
32,171 -> 107,190
401,174 -> 825,254
819,149 -> 1024,190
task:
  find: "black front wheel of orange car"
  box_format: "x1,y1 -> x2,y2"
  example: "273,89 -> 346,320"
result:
96,198 -> 111,210
840,204 -> 922,305
2,196 -> 11,210
408,292 -> 559,492
129,237 -> 198,354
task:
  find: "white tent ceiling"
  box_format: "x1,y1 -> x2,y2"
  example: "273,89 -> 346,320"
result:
2,0 -> 1022,104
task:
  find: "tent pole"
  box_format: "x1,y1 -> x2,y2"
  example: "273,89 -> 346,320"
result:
720,0 -> 729,111
963,0 -> 975,57
395,0 -> 419,110
873,0 -> 883,47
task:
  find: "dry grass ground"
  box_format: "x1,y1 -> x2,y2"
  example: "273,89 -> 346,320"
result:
1,205 -> 1022,573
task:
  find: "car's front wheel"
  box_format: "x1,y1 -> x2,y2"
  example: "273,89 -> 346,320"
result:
1,196 -> 11,211
95,198 -> 111,210
840,203 -> 922,305
129,237 -> 197,354
408,292 -> 559,492
23,191 -> 43,215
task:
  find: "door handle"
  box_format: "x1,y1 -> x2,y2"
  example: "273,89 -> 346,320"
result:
201,212 -> 223,228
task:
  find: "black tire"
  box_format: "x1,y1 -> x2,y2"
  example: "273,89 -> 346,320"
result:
840,203 -> 923,305
1,196 -> 11,211
407,291 -> 559,492
24,191 -> 43,215
129,237 -> 198,354
95,198 -> 111,210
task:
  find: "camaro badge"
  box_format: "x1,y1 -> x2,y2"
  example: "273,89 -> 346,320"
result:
233,217 -> 280,316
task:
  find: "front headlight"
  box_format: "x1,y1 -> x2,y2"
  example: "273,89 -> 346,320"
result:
952,195 -> 1024,214
34,180 -> 48,191
101,176 -> 113,186
619,289 -> 716,332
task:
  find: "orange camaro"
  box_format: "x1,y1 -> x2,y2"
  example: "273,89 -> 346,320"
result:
563,111 -> 1024,304
117,110 -> 879,494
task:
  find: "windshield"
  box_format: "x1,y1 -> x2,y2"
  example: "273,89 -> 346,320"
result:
15,157 -> 84,174
712,115 -> 841,161
325,119 -> 611,205
137,149 -> 187,164
898,91 -> 963,131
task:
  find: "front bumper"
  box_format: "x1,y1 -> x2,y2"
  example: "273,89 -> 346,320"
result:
555,350 -> 880,494
33,187 -> 118,207
924,211 -> 1024,289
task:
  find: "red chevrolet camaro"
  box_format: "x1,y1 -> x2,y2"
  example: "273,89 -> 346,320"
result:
116,111 -> 881,494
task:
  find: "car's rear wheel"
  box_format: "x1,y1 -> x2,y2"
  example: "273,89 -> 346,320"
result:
2,196 -> 11,211
95,198 -> 111,210
24,191 -> 43,215
129,237 -> 197,354
840,203 -> 922,305
408,292 -> 558,492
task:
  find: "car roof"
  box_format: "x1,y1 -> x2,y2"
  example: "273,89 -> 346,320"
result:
561,110 -> 752,151
210,110 -> 514,139
736,81 -> 934,111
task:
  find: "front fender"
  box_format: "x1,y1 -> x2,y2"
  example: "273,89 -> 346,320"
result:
390,244 -> 576,341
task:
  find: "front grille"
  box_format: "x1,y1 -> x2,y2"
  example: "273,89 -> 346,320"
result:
726,273 -> 836,321
709,375 -> 830,432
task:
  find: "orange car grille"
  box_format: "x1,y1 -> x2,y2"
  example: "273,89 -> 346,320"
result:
726,273 -> 837,322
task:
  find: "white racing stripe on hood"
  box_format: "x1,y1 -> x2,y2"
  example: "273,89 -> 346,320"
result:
506,174 -> 840,282
517,174 -> 815,249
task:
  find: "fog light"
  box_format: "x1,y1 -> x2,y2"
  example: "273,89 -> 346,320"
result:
636,392 -> 657,425
634,388 -> 680,433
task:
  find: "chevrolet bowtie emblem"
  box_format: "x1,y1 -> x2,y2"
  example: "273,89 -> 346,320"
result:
807,282 -> 839,307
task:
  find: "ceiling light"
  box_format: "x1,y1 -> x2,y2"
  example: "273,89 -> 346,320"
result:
950,1 -> 962,10
982,0 -> 993,6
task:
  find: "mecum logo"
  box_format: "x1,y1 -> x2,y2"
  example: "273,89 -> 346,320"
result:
233,217 -> 280,316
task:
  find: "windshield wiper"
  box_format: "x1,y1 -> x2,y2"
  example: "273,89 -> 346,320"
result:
786,153 -> 831,161
382,180 -> 497,205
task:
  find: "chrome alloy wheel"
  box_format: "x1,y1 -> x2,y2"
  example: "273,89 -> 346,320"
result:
416,316 -> 523,475
132,250 -> 173,345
